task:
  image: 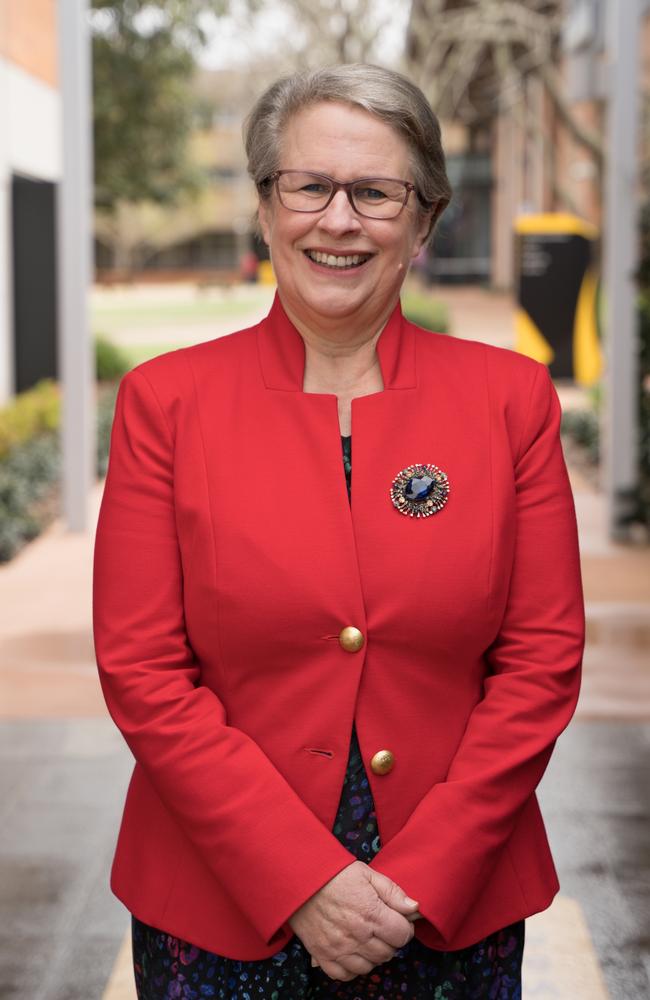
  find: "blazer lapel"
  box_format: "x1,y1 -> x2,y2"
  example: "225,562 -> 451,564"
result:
256,289 -> 416,393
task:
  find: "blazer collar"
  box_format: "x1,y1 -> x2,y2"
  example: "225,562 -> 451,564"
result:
257,290 -> 416,392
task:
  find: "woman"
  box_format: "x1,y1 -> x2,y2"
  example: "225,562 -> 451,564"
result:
93,64 -> 585,998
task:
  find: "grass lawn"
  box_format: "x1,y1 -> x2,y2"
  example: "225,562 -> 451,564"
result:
118,342 -> 187,366
91,291 -> 272,336
95,282 -> 449,369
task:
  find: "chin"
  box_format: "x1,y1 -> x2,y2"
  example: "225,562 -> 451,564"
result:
307,297 -> 375,322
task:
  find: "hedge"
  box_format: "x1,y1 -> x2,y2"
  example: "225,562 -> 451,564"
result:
0,329 -> 130,563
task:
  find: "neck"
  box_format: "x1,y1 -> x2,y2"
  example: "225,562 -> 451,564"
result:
278,292 -> 396,395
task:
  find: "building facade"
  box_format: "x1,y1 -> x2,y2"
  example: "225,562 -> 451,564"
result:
0,0 -> 61,404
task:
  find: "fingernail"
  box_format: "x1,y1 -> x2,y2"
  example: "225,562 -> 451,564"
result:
405,896 -> 419,905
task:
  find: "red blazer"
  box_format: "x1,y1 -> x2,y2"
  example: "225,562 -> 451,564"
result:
93,291 -> 585,960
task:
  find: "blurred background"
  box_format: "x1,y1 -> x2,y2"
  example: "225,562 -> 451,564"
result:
0,1 -> 648,997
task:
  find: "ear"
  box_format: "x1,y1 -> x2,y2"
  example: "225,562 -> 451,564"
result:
411,205 -> 436,259
258,198 -> 272,247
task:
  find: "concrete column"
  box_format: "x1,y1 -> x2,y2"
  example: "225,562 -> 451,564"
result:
57,0 -> 95,530
602,0 -> 641,539
492,111 -> 517,290
527,74 -> 546,212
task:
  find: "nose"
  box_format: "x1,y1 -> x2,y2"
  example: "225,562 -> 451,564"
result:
317,189 -> 362,235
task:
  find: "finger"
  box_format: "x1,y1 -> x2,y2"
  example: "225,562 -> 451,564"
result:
367,869 -> 419,915
354,935 -> 397,965
317,957 -> 358,982
336,952 -> 376,976
371,904 -> 417,950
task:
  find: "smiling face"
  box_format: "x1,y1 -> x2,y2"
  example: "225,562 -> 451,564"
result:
257,101 -> 432,337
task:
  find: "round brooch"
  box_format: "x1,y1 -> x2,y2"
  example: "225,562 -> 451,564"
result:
390,463 -> 450,518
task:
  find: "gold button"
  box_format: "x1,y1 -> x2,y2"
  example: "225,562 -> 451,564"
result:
339,626 -> 365,653
370,749 -> 395,775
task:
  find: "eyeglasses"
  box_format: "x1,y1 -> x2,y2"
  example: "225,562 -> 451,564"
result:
263,170 -> 417,220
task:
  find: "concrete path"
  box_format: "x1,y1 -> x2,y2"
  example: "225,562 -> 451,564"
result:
0,285 -> 648,999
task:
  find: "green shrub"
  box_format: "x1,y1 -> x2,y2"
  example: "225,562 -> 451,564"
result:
0,379 -> 60,459
633,200 -> 650,529
636,293 -> 650,527
401,290 -> 449,333
0,431 -> 60,561
561,408 -> 600,465
0,380 -> 121,562
562,291 -> 650,532
96,334 -> 132,381
96,381 -> 120,478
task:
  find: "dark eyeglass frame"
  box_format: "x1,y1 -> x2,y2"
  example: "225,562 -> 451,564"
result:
263,169 -> 419,219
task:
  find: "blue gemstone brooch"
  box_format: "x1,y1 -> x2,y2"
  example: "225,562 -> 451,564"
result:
390,463 -> 450,518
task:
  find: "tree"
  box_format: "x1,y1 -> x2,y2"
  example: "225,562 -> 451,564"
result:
91,0 -> 237,269
404,0 -> 605,213
271,0 -> 398,66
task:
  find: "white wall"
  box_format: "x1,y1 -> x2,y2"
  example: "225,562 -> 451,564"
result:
0,57 -> 62,404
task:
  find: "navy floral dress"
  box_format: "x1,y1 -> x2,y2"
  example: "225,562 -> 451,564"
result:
131,434 -> 525,999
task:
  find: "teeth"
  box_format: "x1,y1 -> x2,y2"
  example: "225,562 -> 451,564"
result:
306,250 -> 369,268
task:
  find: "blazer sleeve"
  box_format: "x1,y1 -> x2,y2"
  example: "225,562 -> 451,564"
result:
92,367 -> 354,947
366,360 -> 585,946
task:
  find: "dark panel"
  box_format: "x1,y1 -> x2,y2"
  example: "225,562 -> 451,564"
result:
516,231 -> 591,380
426,153 -> 492,285
11,175 -> 58,393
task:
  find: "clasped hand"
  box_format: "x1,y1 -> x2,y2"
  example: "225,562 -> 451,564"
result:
288,860 -> 422,982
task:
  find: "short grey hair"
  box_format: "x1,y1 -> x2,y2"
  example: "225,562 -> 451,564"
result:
242,63 -> 452,244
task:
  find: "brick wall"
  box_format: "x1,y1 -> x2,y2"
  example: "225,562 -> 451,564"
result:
0,0 -> 58,88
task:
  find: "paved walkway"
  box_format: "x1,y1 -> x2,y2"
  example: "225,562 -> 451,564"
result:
0,285 -> 648,999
